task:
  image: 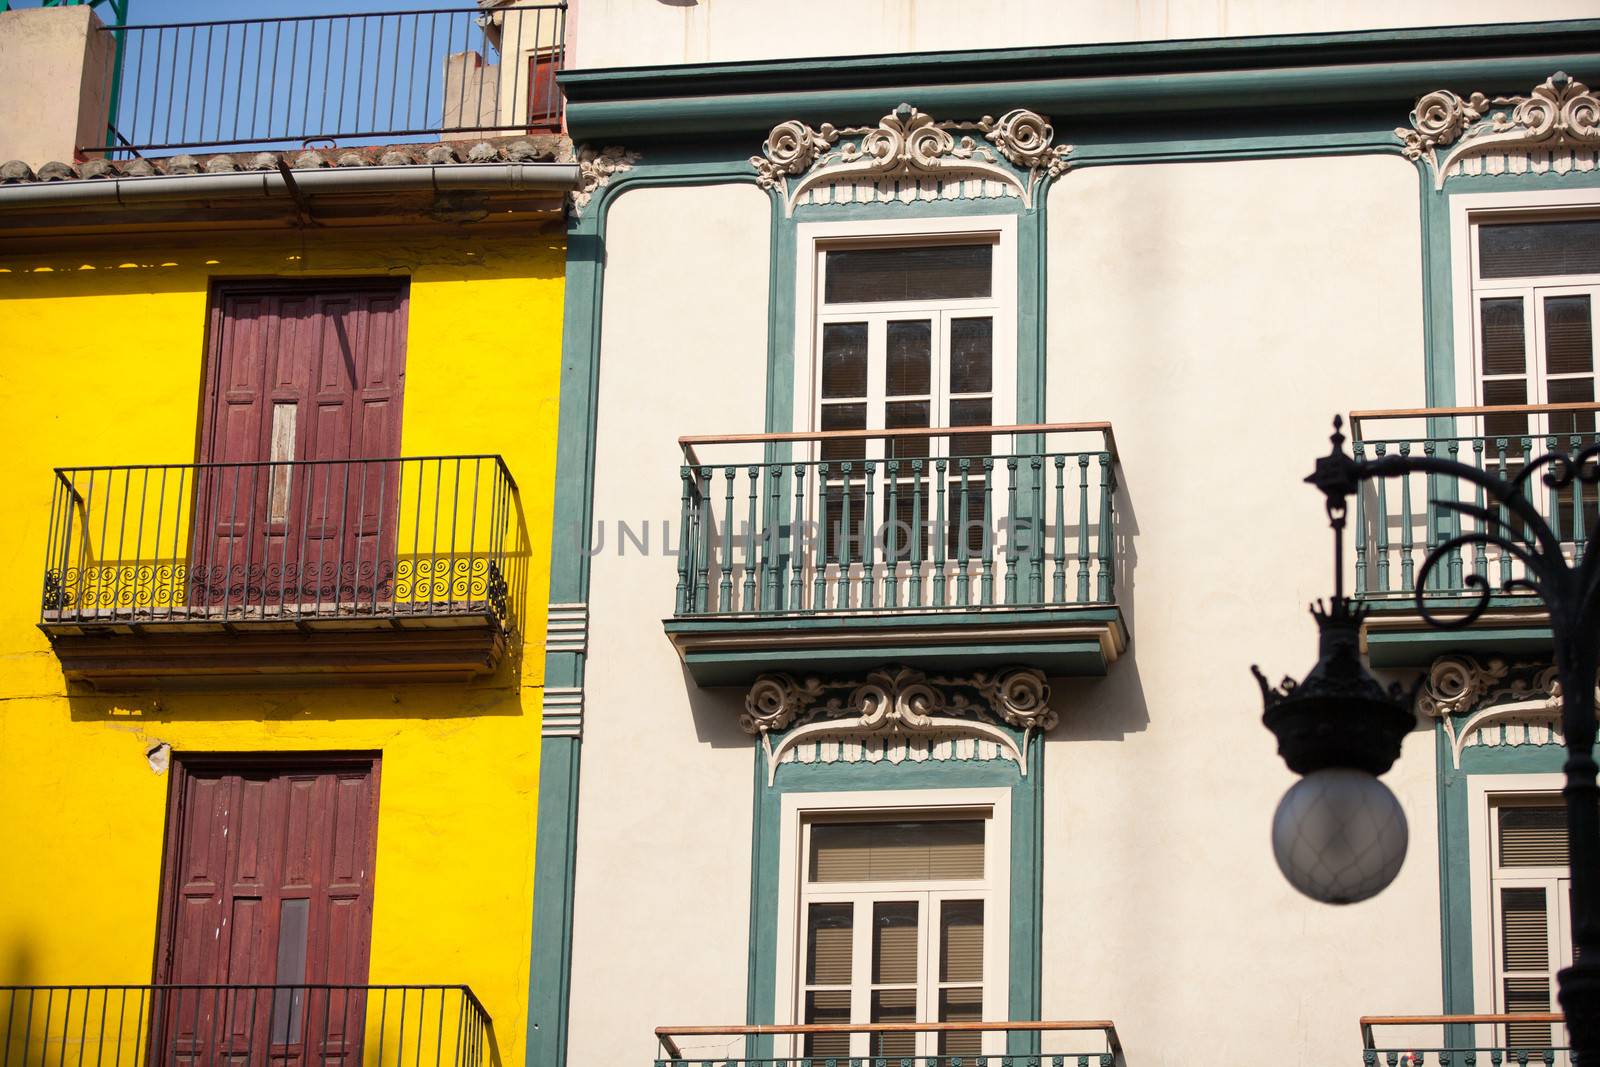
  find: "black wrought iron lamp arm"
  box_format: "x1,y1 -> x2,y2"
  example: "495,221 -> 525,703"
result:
1307,417 -> 1600,1057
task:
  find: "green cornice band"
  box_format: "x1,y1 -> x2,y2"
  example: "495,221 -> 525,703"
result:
562,20 -> 1600,140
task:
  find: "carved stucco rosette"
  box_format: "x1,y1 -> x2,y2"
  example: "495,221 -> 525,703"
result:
750,103 -> 1072,214
1416,654 -> 1598,768
1396,71 -> 1600,188
742,665 -> 1055,783
568,144 -> 641,214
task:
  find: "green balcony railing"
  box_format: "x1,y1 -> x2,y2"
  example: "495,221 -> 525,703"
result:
1350,403 -> 1600,604
1361,1012 -> 1569,1066
653,1020 -> 1125,1066
674,423 -> 1119,617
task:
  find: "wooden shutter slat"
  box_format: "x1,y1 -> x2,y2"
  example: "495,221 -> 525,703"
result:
872,903 -> 918,984
809,820 -> 984,883
1500,887 -> 1550,972
1499,806 -> 1569,868
940,900 -> 984,983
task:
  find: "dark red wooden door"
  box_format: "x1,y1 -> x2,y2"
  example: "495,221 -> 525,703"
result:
157,760 -> 379,1067
195,283 -> 407,610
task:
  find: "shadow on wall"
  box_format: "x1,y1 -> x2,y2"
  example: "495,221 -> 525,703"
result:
63,676 -> 532,725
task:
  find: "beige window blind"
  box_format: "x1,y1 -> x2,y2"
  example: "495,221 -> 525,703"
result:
1498,805 -> 1568,868
808,820 -> 985,883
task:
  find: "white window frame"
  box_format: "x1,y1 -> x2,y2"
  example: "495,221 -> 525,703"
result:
1448,190 -> 1600,437
772,787 -> 1012,1061
1466,772 -> 1571,1055
792,215 -> 1019,441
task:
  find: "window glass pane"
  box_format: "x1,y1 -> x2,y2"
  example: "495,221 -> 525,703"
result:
820,403 -> 867,462
822,322 -> 869,399
949,397 -> 993,460
1498,805 -> 1568,868
1481,298 -> 1527,376
270,898 -> 310,1044
1500,887 -> 1550,972
886,320 -> 932,397
823,484 -> 866,566
1503,977 -> 1554,1049
807,902 -> 854,985
940,901 -> 984,983
1480,220 -> 1600,279
887,401 -> 931,461
808,820 -> 984,882
872,902 -> 919,984
1547,378 -> 1597,437
938,987 -> 984,1057
1544,294 -> 1594,375
825,244 -> 993,304
870,989 -> 917,1057
803,989 -> 852,1058
1483,379 -> 1529,454
950,317 -> 994,394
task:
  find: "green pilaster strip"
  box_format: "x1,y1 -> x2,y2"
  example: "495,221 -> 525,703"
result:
525,154 -> 761,1067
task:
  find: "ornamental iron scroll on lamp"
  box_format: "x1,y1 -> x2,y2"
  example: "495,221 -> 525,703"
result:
1254,417 -> 1600,1057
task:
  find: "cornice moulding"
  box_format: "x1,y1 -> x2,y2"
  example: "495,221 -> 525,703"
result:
1416,653 -> 1599,768
1396,71 -> 1600,188
743,665 -> 1055,785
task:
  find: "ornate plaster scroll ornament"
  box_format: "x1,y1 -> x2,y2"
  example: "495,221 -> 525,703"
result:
1396,72 -> 1600,189
742,665 -> 1056,783
749,103 -> 1073,215
569,144 -> 641,214
1415,654 -> 1599,768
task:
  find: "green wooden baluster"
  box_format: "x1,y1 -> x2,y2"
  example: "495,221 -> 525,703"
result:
957,459 -> 971,607
1097,454 -> 1115,602
1496,440 -> 1513,585
1029,454 -> 1045,604
1446,439 -> 1463,590
1399,442 -> 1415,591
791,464 -> 806,609
910,459 -> 924,607
720,466 -> 736,609
1077,455 -> 1090,603
675,466 -> 693,614
814,463 -> 828,610
744,464 -> 759,609
1572,433 -> 1587,561
933,458 -> 948,607
1004,456 -> 1019,605
767,462 -> 783,610
1423,440 -> 1439,590
1547,435 -> 1562,548
884,460 -> 899,609
981,458 -> 996,605
839,461 -> 853,611
696,466 -> 713,612
862,461 -> 877,610
1053,454 -> 1067,603
1473,440 -> 1488,580
1374,443 -> 1391,591
1354,441 -> 1368,594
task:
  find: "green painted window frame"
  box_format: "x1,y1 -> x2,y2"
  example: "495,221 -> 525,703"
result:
744,743 -> 1044,1057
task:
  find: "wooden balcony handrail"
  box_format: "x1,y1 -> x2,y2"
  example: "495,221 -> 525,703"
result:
679,421 -> 1118,469
654,1020 -> 1122,1062
1360,1013 -> 1566,1049
1350,401 -> 1600,439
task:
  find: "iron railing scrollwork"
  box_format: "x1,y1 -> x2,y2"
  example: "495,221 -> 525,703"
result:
41,455 -> 517,629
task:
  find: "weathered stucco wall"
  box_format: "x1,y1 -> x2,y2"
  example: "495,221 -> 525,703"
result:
567,182 -> 773,1067
0,6 -> 113,166
1039,154 -> 1439,1060
0,227 -> 565,1063
568,0 -> 1596,69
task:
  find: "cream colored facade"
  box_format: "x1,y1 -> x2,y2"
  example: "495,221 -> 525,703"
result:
567,0 -> 1598,68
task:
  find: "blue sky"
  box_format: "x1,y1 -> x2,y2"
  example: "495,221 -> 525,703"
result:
128,0 -> 457,21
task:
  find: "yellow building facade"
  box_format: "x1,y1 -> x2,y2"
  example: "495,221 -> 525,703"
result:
0,212 -> 569,1063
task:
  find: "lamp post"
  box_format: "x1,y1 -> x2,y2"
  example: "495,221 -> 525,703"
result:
1254,416 -> 1599,1059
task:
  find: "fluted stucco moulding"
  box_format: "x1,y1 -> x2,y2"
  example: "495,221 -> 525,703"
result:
750,103 -> 1071,216
742,665 -> 1055,785
1416,653 -> 1600,768
1396,71 -> 1600,189
568,144 -> 641,215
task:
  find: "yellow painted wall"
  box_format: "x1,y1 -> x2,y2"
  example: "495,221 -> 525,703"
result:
0,225 -> 564,1065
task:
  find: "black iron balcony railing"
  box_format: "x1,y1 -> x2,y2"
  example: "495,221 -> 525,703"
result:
1350,402 -> 1599,605
1361,1012 -> 1570,1065
40,455 -> 516,629
653,1020 -> 1125,1066
0,984 -> 489,1067
93,3 -> 565,155
675,423 -> 1119,617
